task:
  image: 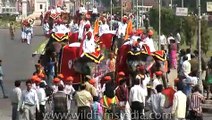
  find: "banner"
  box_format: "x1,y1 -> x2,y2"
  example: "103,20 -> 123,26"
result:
207,2 -> 212,12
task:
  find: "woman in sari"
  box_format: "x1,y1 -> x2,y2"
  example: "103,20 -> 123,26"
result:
169,39 -> 177,69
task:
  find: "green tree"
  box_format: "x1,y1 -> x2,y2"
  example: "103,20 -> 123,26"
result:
173,0 -> 212,13
200,19 -> 210,54
149,7 -> 181,35
182,15 -> 197,47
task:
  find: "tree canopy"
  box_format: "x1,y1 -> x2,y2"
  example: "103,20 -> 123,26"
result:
149,7 -> 210,53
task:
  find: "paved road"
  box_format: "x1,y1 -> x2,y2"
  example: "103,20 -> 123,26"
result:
0,26 -> 211,120
0,26 -> 45,119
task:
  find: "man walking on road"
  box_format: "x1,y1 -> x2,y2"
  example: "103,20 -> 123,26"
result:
21,80 -> 39,120
0,59 -> 8,98
9,22 -> 15,40
10,80 -> 22,120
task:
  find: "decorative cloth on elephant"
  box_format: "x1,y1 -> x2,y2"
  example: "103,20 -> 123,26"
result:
59,45 -> 81,85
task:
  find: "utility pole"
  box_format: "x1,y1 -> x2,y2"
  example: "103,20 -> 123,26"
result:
182,0 -> 184,7
197,0 -> 203,93
158,0 -> 161,50
110,0 -> 112,30
136,0 -> 138,29
141,0 -> 144,27
121,0 -> 123,21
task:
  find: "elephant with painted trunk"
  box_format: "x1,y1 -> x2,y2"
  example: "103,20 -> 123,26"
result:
116,43 -> 169,88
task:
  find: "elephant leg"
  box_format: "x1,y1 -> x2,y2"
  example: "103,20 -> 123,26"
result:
162,75 -> 167,88
111,37 -> 117,51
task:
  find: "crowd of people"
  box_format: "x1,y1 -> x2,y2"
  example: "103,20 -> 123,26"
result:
7,57 -> 210,120
1,2 -> 211,120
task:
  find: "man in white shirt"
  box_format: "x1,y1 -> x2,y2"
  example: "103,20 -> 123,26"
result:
43,20 -> 50,35
37,82 -> 48,120
21,80 -> 40,120
117,17 -> 128,39
52,21 -> 70,34
82,31 -> 96,54
79,4 -> 87,15
172,82 -> 187,120
143,30 -> 156,52
182,56 -> 191,77
10,80 -> 22,120
176,32 -> 181,51
167,33 -> 174,45
135,67 -> 150,97
152,71 -> 163,91
185,48 -> 191,61
160,34 -> 167,50
183,74 -> 198,96
92,5 -> 98,14
99,19 -> 109,36
129,78 -> 145,120
64,76 -> 76,111
147,84 -> 165,120
78,19 -> 91,40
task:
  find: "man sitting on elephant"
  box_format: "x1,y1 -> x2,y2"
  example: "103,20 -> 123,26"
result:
82,31 -> 96,54
130,38 -> 143,52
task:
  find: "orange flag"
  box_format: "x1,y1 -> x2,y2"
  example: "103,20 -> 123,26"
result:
93,19 -> 99,36
124,19 -> 133,40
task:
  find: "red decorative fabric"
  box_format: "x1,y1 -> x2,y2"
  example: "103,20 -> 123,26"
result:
59,45 -> 81,84
99,33 -> 115,49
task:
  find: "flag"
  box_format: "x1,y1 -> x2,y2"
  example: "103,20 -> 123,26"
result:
93,19 -> 99,35
124,19 -> 133,40
33,39 -> 49,56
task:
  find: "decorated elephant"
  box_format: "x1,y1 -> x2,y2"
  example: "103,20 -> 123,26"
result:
116,43 -> 155,87
151,50 -> 169,88
59,43 -> 104,84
